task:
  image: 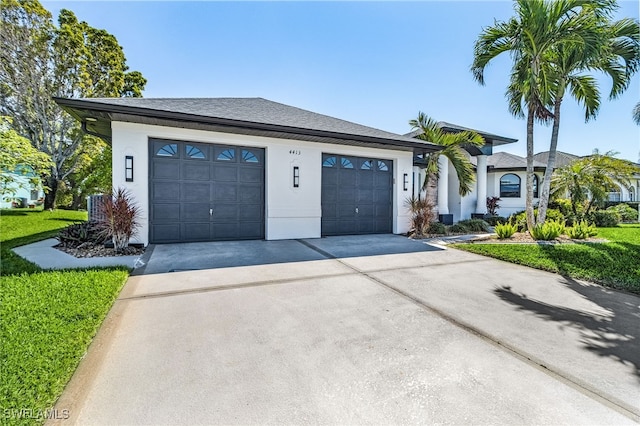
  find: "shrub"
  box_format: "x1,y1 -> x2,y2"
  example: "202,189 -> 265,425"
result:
57,221 -> 105,247
588,210 -> 620,227
549,198 -> 576,218
566,220 -> 597,239
405,197 -> 436,237
484,215 -> 509,226
606,204 -> 638,222
457,219 -> 490,232
426,221 -> 446,235
96,188 -> 142,252
448,223 -> 468,234
530,220 -> 565,241
509,208 -> 565,232
486,197 -> 501,216
494,222 -> 517,239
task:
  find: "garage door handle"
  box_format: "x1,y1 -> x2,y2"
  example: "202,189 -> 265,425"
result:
209,208 -> 213,216
355,207 -> 359,214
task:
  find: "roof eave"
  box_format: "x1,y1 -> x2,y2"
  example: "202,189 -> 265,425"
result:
54,97 -> 441,153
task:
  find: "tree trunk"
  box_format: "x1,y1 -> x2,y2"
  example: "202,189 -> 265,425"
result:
525,108 -> 536,232
537,96 -> 563,224
44,175 -> 58,210
426,172 -> 439,218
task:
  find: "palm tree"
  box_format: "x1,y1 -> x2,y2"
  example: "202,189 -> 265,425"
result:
536,16 -> 640,224
634,101 -> 640,125
471,0 -> 614,232
551,151 -> 636,215
409,112 -> 484,214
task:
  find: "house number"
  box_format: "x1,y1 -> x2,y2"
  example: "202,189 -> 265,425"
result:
289,150 -> 301,155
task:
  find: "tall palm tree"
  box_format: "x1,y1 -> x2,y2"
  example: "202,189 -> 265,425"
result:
409,112 -> 484,213
536,16 -> 640,224
471,0 -> 613,232
634,101 -> 640,125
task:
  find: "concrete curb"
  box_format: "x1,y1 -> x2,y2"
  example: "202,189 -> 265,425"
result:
12,238 -> 143,270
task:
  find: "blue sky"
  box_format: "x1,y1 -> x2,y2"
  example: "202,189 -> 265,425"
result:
44,1 -> 640,162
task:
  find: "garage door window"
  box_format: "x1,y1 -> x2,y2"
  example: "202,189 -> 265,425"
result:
241,149 -> 260,163
361,160 -> 373,170
156,143 -> 178,157
186,145 -> 206,159
216,148 -> 235,161
323,157 -> 337,167
378,160 -> 389,171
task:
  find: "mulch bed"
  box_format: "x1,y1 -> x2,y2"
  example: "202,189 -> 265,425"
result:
55,242 -> 145,258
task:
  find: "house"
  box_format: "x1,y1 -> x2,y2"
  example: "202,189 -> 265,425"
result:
410,123 -> 522,223
55,97 -> 440,245
0,166 -> 44,209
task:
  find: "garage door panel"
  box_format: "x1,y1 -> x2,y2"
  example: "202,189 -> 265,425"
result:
182,163 -> 210,180
153,161 -> 180,180
321,153 -> 392,236
213,185 -> 237,202
213,166 -> 239,182
238,222 -> 263,239
240,205 -> 263,220
150,139 -> 264,243
182,183 -> 210,201
239,185 -> 262,203
212,204 -> 238,221
183,223 -> 210,241
182,204 -> 210,221
151,224 -> 180,243
239,168 -> 262,183
212,223 -> 240,239
152,203 -> 180,222
153,182 -> 180,200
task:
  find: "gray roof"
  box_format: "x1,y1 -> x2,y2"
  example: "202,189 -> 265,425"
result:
471,152 -> 546,170
54,97 -> 440,152
406,122 -> 518,147
532,151 -> 579,168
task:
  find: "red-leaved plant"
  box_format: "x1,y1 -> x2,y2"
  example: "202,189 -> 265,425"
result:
405,196 -> 436,237
486,196 -> 501,216
97,188 -> 142,253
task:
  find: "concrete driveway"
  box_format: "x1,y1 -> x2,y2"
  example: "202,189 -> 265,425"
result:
52,235 -> 639,425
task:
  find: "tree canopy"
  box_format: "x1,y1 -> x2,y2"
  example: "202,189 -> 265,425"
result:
0,0 -> 147,208
0,117 -> 52,196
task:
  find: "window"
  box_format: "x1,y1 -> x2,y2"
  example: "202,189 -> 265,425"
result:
186,145 -> 205,159
377,160 -> 389,171
500,173 -> 521,198
216,148 -> 235,161
241,149 -> 259,163
629,186 -> 635,202
322,157 -> 337,167
30,187 -> 39,201
361,160 -> 373,170
533,174 -> 539,198
156,144 -> 178,157
340,158 -> 354,169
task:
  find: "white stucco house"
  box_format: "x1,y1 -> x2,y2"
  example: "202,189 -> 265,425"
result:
0,167 -> 45,209
55,97 -> 441,246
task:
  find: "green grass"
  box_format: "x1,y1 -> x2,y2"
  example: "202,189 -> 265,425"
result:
0,209 -> 129,425
454,224 -> 640,294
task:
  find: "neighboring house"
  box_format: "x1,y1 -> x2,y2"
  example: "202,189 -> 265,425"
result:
0,167 -> 44,209
55,97 -> 440,245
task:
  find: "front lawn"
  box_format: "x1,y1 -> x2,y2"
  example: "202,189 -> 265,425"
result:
0,209 -> 128,425
453,224 -> 640,294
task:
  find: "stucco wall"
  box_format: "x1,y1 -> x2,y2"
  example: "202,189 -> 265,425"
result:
488,171 -> 542,217
111,121 -> 413,245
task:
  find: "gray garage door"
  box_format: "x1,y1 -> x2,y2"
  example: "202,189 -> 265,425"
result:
149,139 -> 264,243
321,153 -> 393,236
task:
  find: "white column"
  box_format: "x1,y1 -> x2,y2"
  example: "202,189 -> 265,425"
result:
437,156 -> 449,214
476,154 -> 488,214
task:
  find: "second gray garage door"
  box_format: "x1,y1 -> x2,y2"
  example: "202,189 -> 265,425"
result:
149,139 -> 264,243
321,153 -> 393,236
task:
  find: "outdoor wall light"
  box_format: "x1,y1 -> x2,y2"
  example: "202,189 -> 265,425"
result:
125,156 -> 134,182
293,166 -> 300,188
403,173 -> 408,191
